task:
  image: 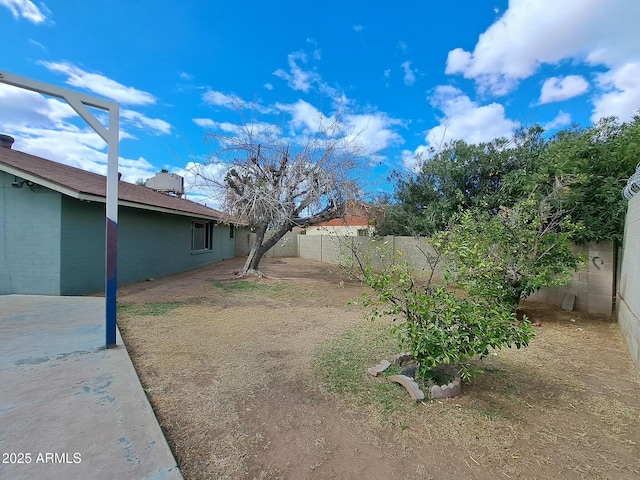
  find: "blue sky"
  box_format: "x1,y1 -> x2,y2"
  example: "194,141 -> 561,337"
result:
2,0 -> 639,204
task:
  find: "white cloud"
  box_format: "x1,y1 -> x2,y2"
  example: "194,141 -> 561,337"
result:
353,25 -> 364,32
272,49 -> 341,101
272,99 -> 402,155
179,71 -> 193,81
41,61 -> 157,105
400,61 -> 416,86
543,111 -> 573,131
202,89 -> 272,114
121,109 -> 171,135
0,83 -> 75,128
28,38 -> 47,51
277,99 -> 332,135
178,161 -> 230,208
591,62 -> 640,122
539,75 -> 589,104
445,0 -> 640,95
428,86 -> 518,144
273,51 -> 321,93
193,118 -> 216,128
343,112 -> 404,154
6,127 -> 157,182
0,84 -> 163,182
202,90 -> 244,109
0,0 -> 49,24
264,83 -> 273,90
403,86 -> 518,170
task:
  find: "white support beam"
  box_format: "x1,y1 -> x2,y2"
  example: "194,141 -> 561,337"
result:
0,70 -> 120,348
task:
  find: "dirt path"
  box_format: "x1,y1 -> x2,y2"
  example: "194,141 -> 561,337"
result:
117,257 -> 640,480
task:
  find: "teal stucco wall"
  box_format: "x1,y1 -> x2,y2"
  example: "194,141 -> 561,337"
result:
0,171 -> 62,295
1,176 -> 236,295
59,197 -> 106,295
58,197 -> 236,295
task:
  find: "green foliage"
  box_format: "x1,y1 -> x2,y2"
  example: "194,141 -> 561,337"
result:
313,321 -> 411,412
346,245 -> 534,382
396,287 -> 532,381
434,201 -> 583,309
383,118 -> 639,243
378,126 -> 545,236
503,117 -> 640,243
117,301 -> 185,317
345,189 -> 582,383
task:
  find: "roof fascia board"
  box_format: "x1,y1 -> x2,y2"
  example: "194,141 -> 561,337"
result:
118,200 -> 225,221
1,163 -> 225,222
1,163 -> 84,200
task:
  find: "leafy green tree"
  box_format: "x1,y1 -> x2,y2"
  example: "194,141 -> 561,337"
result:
434,197 -> 583,310
383,118 -> 639,243
502,117 -> 640,243
341,240 -> 534,383
379,126 -> 546,236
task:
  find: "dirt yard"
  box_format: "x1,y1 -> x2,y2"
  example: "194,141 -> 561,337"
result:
117,257 -> 640,480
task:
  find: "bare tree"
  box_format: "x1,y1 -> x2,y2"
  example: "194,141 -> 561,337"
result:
193,112 -> 366,275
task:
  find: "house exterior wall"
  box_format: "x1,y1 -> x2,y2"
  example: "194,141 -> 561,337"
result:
58,198 -> 236,294
0,171 -> 62,295
0,180 -> 236,296
618,193 -> 640,372
59,197 -> 106,294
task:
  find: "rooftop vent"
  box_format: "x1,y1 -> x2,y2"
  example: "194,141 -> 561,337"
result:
145,171 -> 184,197
0,134 -> 15,149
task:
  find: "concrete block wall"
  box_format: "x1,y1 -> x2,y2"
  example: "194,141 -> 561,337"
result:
298,234 -> 345,264
295,233 -> 614,315
618,194 -> 640,372
0,171 -> 62,294
236,230 -> 298,258
298,235 -> 440,280
525,242 -> 616,315
242,229 -> 616,317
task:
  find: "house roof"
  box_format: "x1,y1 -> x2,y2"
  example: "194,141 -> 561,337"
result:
0,147 -> 231,222
311,201 -> 380,228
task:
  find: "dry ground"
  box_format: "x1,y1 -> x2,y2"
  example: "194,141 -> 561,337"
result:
117,257 -> 640,480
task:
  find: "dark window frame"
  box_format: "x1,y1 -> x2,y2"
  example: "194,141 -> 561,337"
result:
192,220 -> 213,252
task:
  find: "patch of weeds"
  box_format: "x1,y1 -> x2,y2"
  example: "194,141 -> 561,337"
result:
483,368 -> 524,399
212,280 -> 288,293
117,301 -> 185,317
313,321 -> 412,414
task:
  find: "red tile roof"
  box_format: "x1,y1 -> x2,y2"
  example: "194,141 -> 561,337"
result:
312,201 -> 380,227
0,147 -> 230,222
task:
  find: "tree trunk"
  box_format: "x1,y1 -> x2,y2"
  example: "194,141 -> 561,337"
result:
241,225 -> 267,275
239,221 -> 294,276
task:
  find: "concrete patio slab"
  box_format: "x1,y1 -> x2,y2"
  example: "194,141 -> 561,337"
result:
0,295 -> 182,480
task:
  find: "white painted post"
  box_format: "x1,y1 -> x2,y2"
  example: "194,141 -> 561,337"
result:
0,70 -> 120,348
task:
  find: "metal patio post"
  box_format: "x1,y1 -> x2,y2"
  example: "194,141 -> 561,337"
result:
0,70 -> 120,348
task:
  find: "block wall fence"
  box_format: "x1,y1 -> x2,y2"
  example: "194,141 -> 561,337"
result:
618,193 -> 640,373
236,231 -> 617,317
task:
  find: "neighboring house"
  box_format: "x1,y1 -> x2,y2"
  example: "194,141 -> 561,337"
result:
0,144 -> 236,295
302,201 -> 380,236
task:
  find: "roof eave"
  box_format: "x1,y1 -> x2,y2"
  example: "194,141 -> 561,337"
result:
2,164 -> 227,222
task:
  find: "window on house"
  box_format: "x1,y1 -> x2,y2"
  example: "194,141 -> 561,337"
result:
229,224 -> 235,239
357,228 -> 369,237
192,221 -> 212,251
